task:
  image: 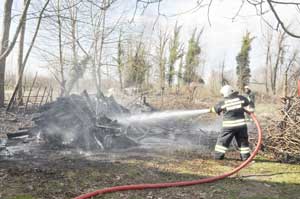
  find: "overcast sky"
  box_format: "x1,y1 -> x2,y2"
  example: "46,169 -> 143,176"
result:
141,0 -> 300,79
1,0 -> 300,81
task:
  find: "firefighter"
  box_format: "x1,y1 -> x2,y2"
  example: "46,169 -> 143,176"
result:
244,85 -> 255,112
210,85 -> 251,160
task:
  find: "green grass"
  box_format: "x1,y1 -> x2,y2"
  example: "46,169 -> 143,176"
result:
240,160 -> 300,184
8,195 -> 36,199
255,103 -> 279,115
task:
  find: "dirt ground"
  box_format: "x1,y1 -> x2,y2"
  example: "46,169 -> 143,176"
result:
1,100 -> 300,199
0,149 -> 299,199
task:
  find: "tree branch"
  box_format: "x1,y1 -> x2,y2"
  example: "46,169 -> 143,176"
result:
266,0 -> 300,38
270,0 -> 300,5
207,0 -> 213,26
7,0 -> 50,111
0,0 -> 31,61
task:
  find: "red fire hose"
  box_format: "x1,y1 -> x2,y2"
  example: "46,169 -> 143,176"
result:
73,113 -> 262,199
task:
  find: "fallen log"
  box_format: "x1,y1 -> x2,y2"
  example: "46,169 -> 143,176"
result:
7,129 -> 31,139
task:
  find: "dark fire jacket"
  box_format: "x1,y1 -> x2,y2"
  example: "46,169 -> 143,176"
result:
211,92 -> 250,128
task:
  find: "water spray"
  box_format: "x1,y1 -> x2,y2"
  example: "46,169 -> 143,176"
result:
117,109 -> 210,124
73,112 -> 262,199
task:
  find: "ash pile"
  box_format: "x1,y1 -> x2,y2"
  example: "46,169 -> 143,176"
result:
32,91 -> 138,151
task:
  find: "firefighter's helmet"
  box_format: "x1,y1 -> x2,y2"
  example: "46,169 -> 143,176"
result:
220,85 -> 234,97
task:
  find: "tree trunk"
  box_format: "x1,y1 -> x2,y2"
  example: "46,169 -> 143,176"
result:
96,0 -> 107,96
265,38 -> 271,94
158,30 -> 168,95
65,0 -> 79,95
284,71 -> 288,97
271,32 -> 285,95
118,66 -> 123,91
16,0 -> 27,105
117,31 -> 123,91
57,0 -> 66,96
0,0 -> 13,107
265,64 -> 269,93
6,0 -> 50,111
0,0 -> 31,62
272,47 -> 282,95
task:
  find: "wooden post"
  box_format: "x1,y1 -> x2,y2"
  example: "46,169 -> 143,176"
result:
16,0 -> 27,106
22,76 -> 27,104
50,87 -> 53,102
39,86 -> 47,107
24,72 -> 37,112
44,86 -> 52,104
160,86 -> 164,108
33,86 -> 41,106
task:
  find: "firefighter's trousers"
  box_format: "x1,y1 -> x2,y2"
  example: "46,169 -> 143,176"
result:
214,125 -> 250,160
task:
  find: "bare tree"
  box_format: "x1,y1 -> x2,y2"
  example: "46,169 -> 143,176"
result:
57,0 -> 66,96
284,50 -> 298,97
142,0 -> 300,38
270,30 -> 286,94
0,0 -> 31,61
65,0 -> 91,95
96,0 -> 108,95
156,29 -> 168,106
89,0 -> 115,97
115,30 -> 124,90
220,59 -> 229,86
264,31 -> 273,93
0,0 -> 13,106
16,0 -> 28,105
177,55 -> 184,88
7,0 -> 50,110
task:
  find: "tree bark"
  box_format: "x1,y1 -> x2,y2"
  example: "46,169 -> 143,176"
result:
16,0 -> 27,105
0,0 -> 31,61
0,0 -> 13,107
71,0 -> 78,92
96,0 -> 107,96
117,31 -> 123,90
271,32 -> 285,95
57,0 -> 66,96
265,34 -> 272,94
7,0 -> 50,111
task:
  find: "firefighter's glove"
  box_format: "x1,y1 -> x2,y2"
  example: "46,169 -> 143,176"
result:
244,107 -> 255,113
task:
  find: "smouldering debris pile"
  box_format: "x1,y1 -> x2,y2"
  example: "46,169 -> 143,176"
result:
1,91 -> 220,155
32,92 -> 138,150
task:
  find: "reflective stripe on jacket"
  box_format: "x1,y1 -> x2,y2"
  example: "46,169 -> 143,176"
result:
223,119 -> 247,127
211,92 -> 249,128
